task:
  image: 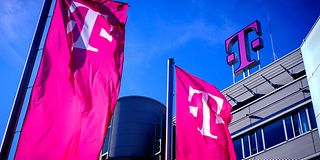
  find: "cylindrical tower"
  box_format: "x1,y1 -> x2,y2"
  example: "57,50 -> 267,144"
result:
106,96 -> 166,160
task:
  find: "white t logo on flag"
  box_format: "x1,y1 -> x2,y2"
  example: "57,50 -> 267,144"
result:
67,1 -> 113,52
188,86 -> 225,139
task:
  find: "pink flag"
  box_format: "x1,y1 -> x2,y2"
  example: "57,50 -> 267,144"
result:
15,0 -> 127,159
176,66 -> 236,160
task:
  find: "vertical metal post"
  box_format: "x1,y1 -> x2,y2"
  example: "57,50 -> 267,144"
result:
232,65 -> 235,84
165,58 -> 175,160
257,50 -> 261,70
268,13 -> 277,61
0,0 -> 53,159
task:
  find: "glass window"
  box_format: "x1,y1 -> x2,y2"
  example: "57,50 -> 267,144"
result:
233,138 -> 243,160
293,112 -> 302,136
243,136 -> 250,157
102,127 -> 111,154
285,116 -> 294,139
264,119 -> 286,148
250,133 -> 257,155
308,105 -> 317,129
300,109 -> 310,133
256,129 -> 264,152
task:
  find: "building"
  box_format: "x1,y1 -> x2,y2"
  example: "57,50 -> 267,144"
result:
102,48 -> 320,160
222,48 -> 320,159
102,96 -> 166,160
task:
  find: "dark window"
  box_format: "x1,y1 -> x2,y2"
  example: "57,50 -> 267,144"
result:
264,119 -> 286,148
256,129 -> 264,152
293,112 -> 302,136
250,133 -> 257,154
285,116 -> 294,139
308,105 -> 317,129
300,109 -> 310,133
233,138 -> 243,160
243,136 -> 250,157
102,126 -> 111,154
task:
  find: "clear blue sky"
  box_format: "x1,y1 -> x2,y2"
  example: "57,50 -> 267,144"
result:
0,0 -> 319,154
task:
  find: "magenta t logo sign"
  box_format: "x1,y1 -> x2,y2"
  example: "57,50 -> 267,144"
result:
225,20 -> 264,75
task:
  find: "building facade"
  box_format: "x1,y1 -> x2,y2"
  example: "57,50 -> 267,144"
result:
102,49 -> 320,160
102,96 -> 166,160
222,48 -> 320,159
102,48 -> 320,160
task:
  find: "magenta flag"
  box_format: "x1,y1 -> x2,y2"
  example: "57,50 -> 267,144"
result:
15,0 -> 127,159
176,66 -> 236,160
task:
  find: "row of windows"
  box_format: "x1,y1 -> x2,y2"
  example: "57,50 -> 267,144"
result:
233,104 -> 317,160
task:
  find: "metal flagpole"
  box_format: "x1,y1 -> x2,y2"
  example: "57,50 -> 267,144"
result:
165,58 -> 175,160
0,0 -> 53,159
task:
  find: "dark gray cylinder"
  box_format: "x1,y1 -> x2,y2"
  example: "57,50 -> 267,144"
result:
108,96 -> 165,160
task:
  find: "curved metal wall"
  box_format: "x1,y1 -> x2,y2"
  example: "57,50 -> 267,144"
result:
108,96 -> 166,159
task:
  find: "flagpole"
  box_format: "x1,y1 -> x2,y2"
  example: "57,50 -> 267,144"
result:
165,58 -> 175,160
0,0 -> 53,159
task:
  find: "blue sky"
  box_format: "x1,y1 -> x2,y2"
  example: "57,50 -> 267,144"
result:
0,0 -> 319,155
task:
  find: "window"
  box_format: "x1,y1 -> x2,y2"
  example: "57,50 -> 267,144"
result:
299,109 -> 310,133
243,136 -> 250,157
293,112 -> 302,136
263,119 -> 286,148
233,138 -> 243,160
284,116 -> 294,139
102,126 -> 111,154
250,133 -> 257,154
308,106 -> 317,129
256,129 -> 264,152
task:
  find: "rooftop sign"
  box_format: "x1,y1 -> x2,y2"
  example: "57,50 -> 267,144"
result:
225,20 -> 264,75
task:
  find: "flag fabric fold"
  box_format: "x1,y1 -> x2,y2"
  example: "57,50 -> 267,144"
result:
175,66 -> 236,160
15,0 -> 127,159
